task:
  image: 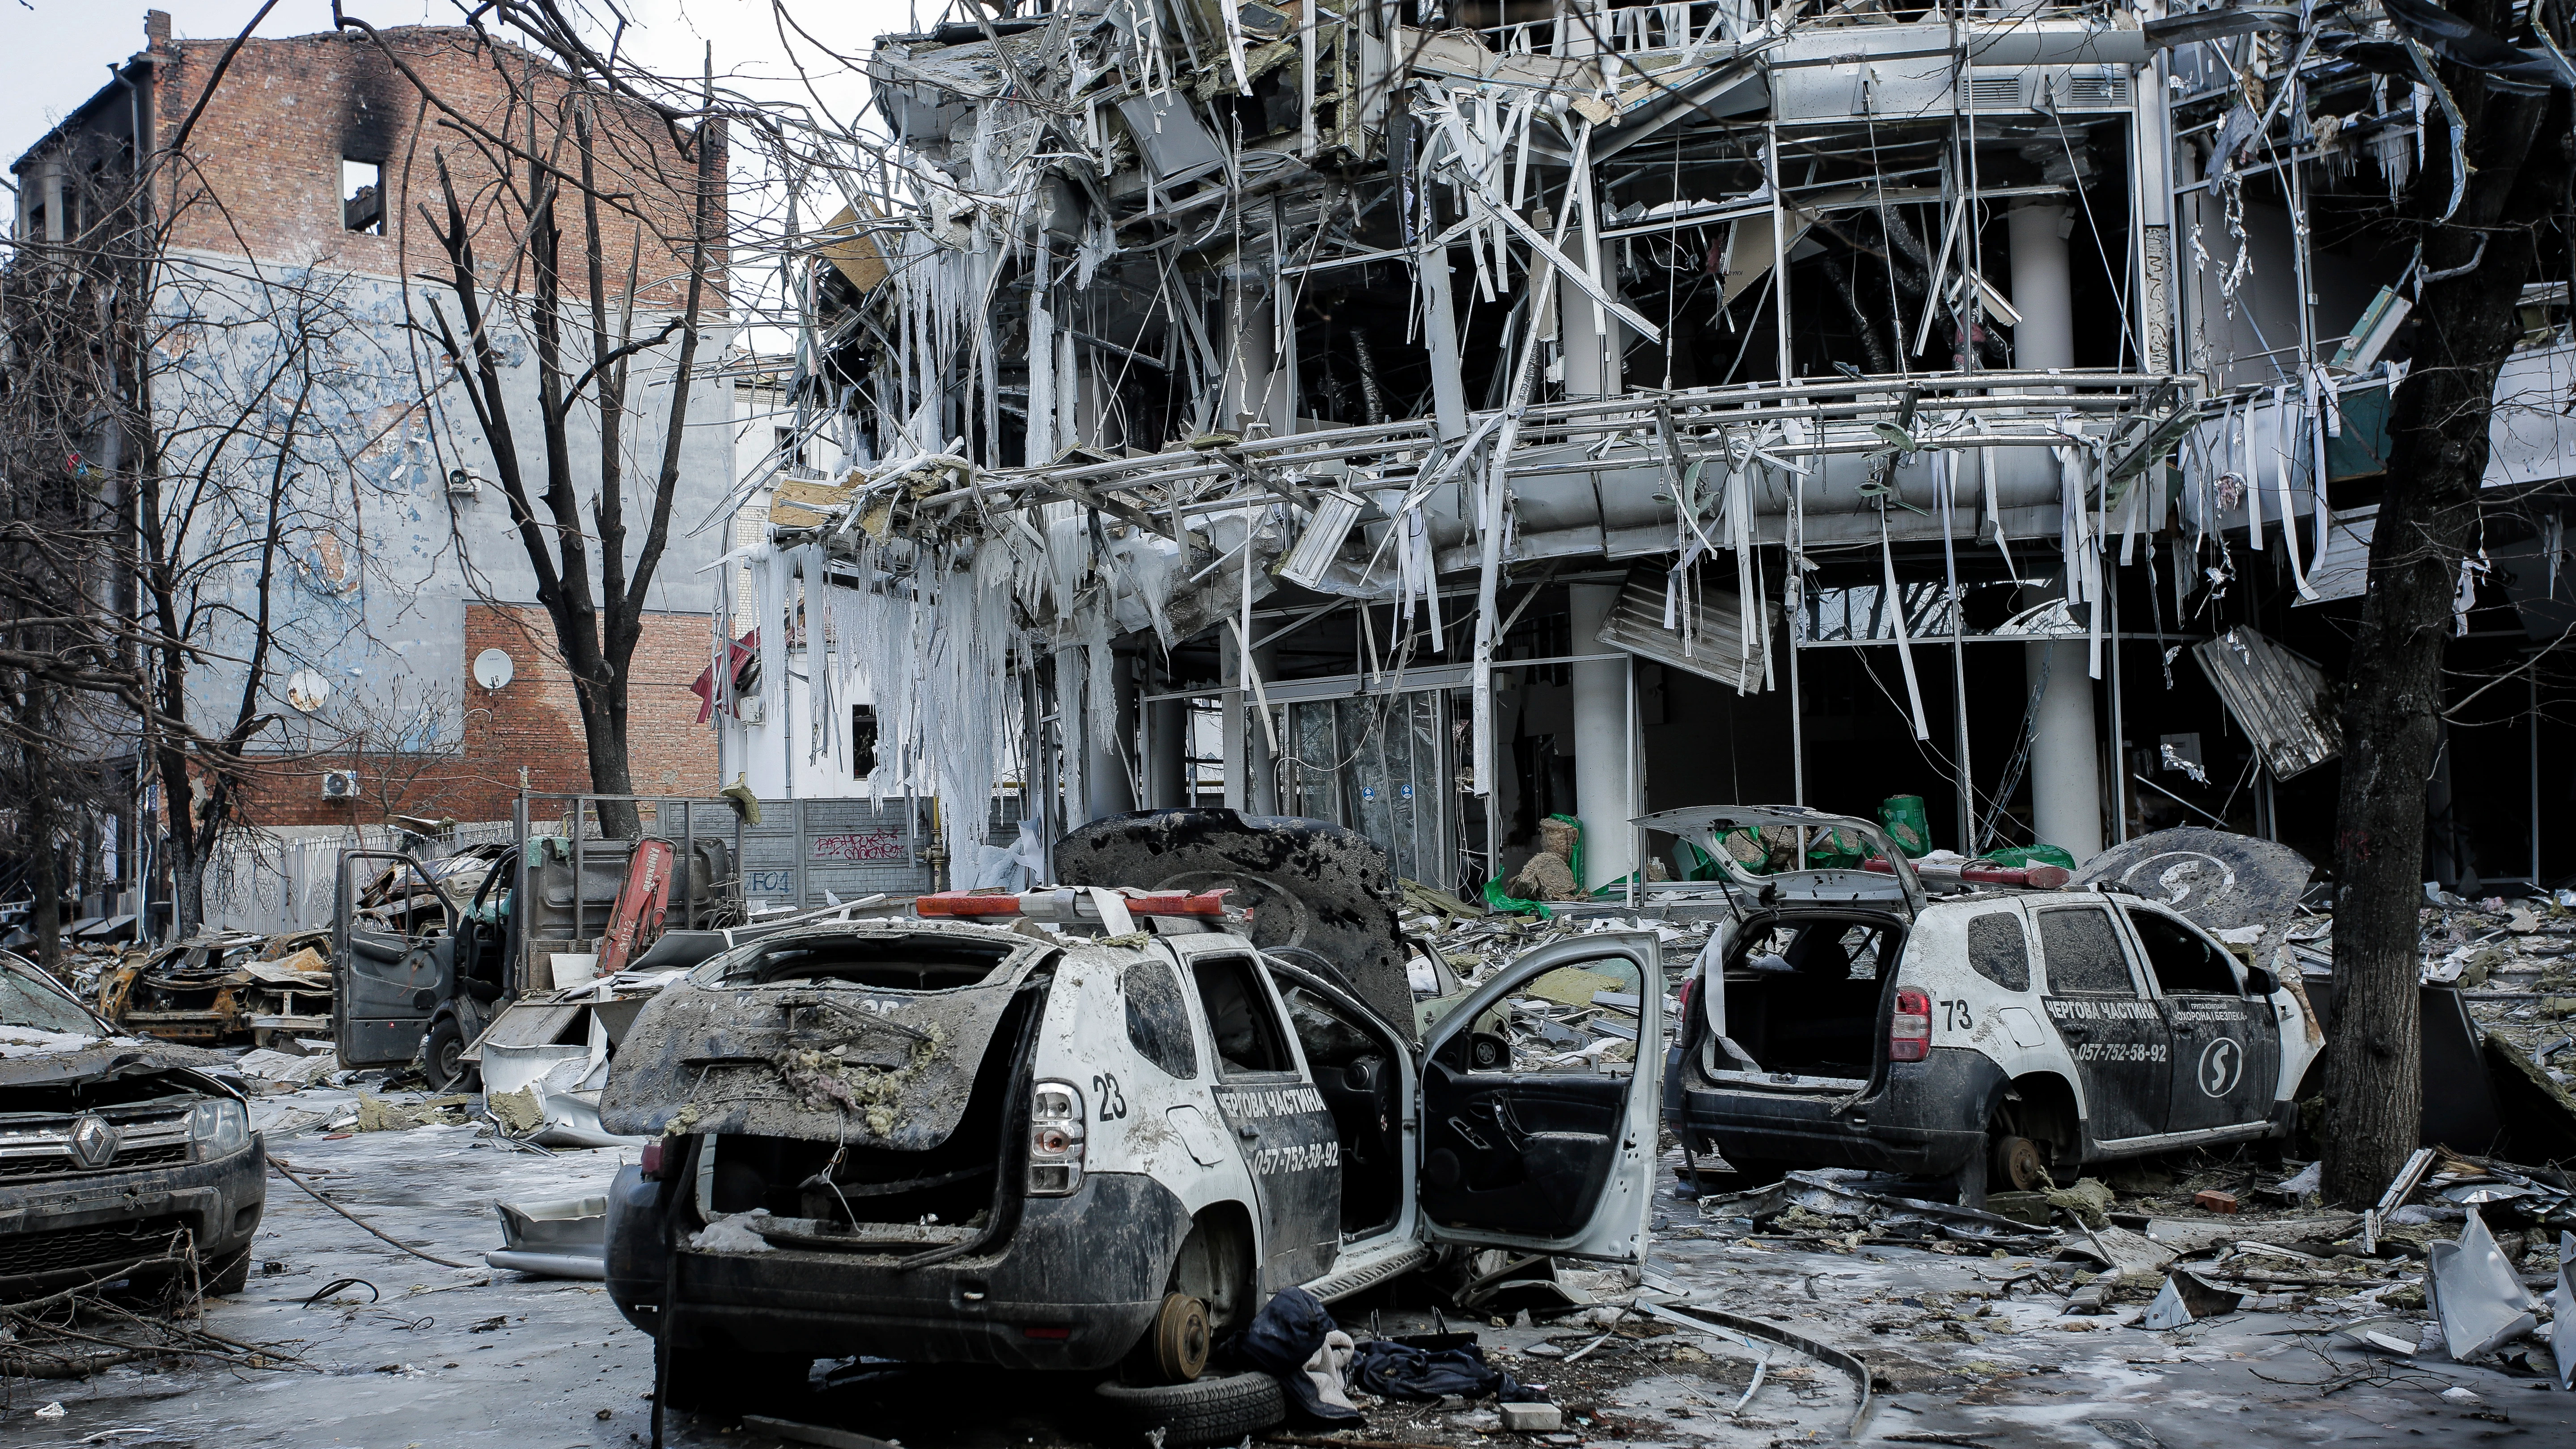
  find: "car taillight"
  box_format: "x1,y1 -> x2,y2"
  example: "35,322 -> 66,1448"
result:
640,1139 -> 670,1179
1027,1080 -> 1086,1196
1677,974 -> 1699,1026
1890,989 -> 1932,1063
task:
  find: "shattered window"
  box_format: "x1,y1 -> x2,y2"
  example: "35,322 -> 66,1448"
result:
1838,927 -> 1881,980
1192,956 -> 1293,1076
1496,959 -> 1643,1074
2035,908 -> 2137,996
0,960 -> 103,1035
1966,913 -> 2031,992
1124,957 -> 1198,1079
2125,908 -> 2242,997
341,158 -> 383,234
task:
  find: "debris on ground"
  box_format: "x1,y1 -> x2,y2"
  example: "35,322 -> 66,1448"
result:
87,928 -> 336,1047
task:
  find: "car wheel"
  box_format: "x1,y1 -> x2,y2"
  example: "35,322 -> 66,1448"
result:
1990,1134 -> 2050,1193
1146,1292 -> 1211,1383
1094,1370 -> 1284,1448
660,1346 -> 816,1413
201,1246 -> 253,1297
423,1016 -> 479,1093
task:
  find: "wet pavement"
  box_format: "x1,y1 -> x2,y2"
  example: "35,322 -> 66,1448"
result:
4,1085 -> 2573,1448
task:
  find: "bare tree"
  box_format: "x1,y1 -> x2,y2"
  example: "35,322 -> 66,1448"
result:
344,13 -> 727,840
1,13 -> 392,939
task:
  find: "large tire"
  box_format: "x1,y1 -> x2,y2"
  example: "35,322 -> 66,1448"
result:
1094,1370 -> 1284,1448
423,1016 -> 479,1093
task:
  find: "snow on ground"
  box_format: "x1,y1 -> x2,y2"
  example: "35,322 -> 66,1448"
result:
3,1086 -> 2571,1449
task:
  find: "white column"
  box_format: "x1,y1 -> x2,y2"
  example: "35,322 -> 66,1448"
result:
2009,202 -> 2100,861
1246,644 -> 1279,815
2007,203 -> 2074,373
1568,584 -> 1634,890
2024,626 -> 2104,863
1086,649 -> 1138,819
1222,650 -> 1246,812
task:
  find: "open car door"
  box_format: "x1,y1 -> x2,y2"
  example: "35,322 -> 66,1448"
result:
1414,932 -> 1663,1264
332,850 -> 462,1066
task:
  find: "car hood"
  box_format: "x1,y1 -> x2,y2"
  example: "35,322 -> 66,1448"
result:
0,1037 -> 239,1094
598,924 -> 1055,1147
1054,809 -> 1414,1036
2071,827 -> 2314,948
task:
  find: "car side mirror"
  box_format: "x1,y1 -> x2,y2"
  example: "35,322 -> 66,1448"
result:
2245,966 -> 2279,997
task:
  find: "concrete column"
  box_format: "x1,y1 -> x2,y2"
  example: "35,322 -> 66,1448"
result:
1246,644 -> 1280,815
2007,203 -> 2074,373
1147,697 -> 1189,808
1085,650 -> 1139,820
2008,203 -> 2098,861
1568,584 -> 1634,890
2023,628 -> 2104,862
1221,644 -> 1246,812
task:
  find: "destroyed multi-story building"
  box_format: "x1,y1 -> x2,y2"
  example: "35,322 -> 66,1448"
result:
8,16 -> 739,928
705,0 -> 2576,897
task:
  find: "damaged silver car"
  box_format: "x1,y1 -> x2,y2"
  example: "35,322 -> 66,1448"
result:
598,810 -> 1662,1435
0,949 -> 265,1301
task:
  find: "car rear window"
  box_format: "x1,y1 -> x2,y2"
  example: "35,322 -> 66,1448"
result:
1966,913 -> 2030,991
1124,958 -> 1199,1079
703,933 -> 1017,988
2036,907 -> 2135,996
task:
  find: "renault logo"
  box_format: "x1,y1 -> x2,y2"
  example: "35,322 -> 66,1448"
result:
68,1114 -> 119,1169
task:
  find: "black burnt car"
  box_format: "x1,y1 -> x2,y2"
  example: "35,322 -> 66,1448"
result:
0,950 -> 265,1300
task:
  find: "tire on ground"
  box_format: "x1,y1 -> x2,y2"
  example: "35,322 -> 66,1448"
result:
660,1347 -> 816,1413
423,1015 -> 479,1093
202,1246 -> 253,1297
1093,1369 -> 1284,1447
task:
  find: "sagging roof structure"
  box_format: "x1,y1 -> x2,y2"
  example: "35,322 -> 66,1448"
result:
705,0 -> 2576,893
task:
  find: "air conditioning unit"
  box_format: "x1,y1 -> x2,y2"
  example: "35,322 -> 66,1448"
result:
1964,66 -> 2135,114
320,771 -> 360,800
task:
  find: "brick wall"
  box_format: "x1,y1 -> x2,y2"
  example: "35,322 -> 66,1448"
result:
238,604 -> 717,827
147,25 -> 723,299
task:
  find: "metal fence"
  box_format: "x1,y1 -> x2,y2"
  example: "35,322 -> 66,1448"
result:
204,820 -> 517,936
203,794 -> 1023,936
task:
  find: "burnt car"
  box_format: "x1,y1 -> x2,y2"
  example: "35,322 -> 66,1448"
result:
0,949 -> 265,1301
597,811 -> 1663,1440
96,930 -> 334,1048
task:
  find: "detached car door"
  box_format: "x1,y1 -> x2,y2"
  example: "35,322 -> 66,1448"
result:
2122,903 -> 2279,1135
332,851 -> 460,1066
1415,932 -> 1663,1264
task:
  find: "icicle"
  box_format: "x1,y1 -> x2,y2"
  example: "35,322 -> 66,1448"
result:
1881,515 -> 1931,741
2241,397 -> 2265,548
1080,600 -> 1118,760
753,541 -> 790,719
806,542 -> 838,764
1056,636 -> 1089,833
2275,386 -> 2318,600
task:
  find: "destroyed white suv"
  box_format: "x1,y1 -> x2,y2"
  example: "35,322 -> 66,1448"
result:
597,810 -> 1663,1432
1657,809 -> 2323,1203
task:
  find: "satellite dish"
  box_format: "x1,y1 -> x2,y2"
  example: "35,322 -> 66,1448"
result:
285,670 -> 331,712
473,648 -> 514,689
